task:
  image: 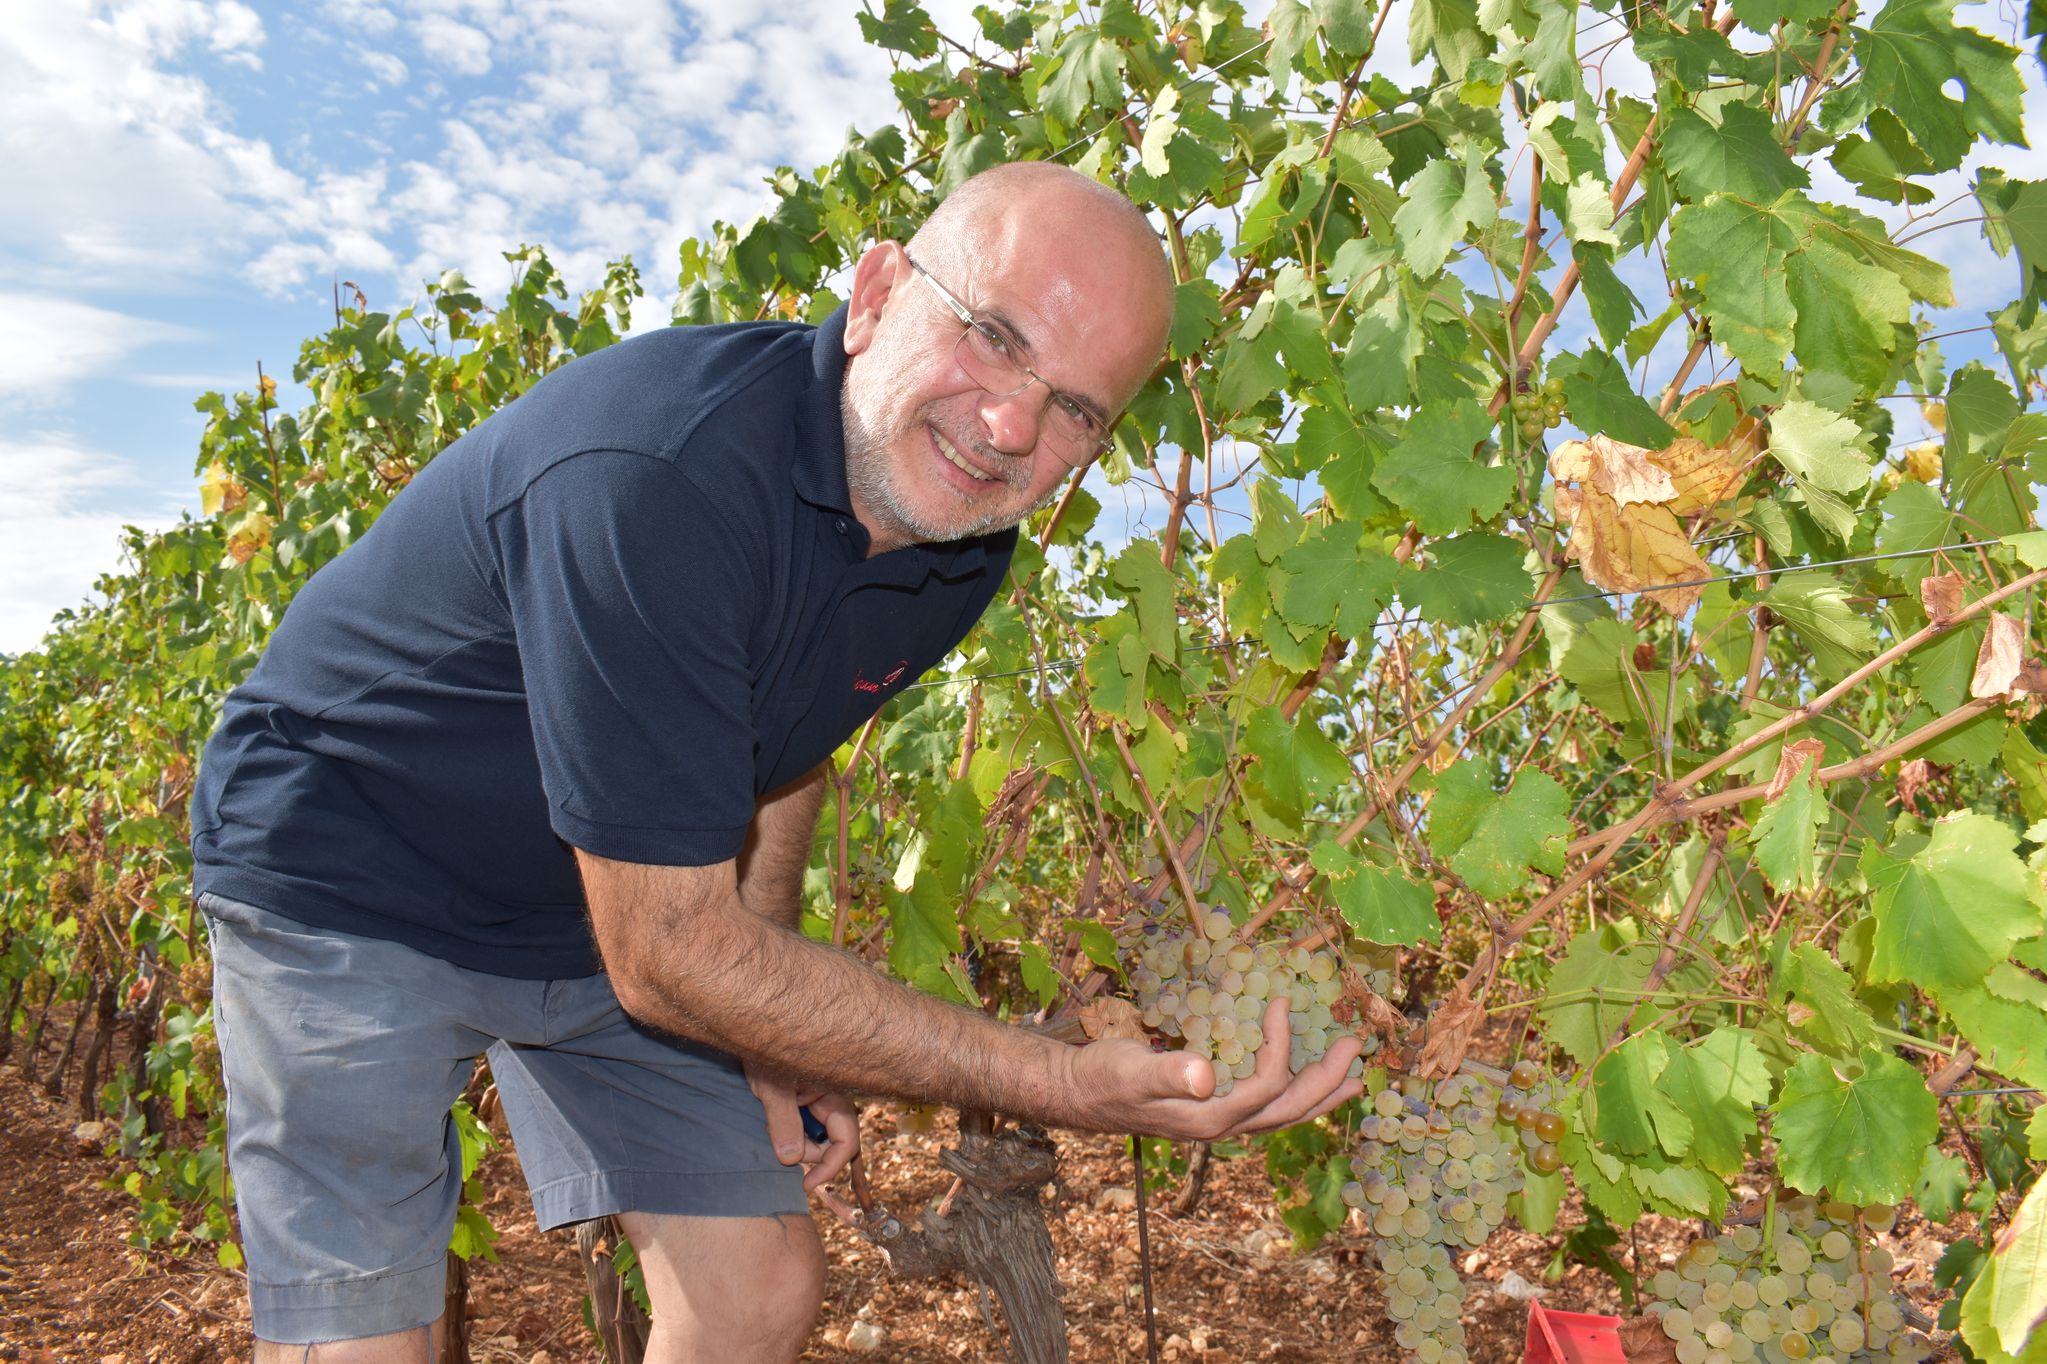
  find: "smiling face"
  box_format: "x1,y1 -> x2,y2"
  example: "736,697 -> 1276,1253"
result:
838,166 -> 1174,554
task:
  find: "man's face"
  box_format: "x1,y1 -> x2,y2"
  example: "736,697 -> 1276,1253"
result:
840,215 -> 1166,553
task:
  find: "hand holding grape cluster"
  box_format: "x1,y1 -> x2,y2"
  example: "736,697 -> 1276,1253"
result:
1121,908 -> 1388,1096
1121,912 -> 1577,1364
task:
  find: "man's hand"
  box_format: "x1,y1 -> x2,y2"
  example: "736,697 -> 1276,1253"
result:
1065,997 -> 1364,1140
746,1062 -> 861,1192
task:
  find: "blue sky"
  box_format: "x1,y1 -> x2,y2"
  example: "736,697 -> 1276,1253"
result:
0,0 -> 965,652
1,0 -> 2044,654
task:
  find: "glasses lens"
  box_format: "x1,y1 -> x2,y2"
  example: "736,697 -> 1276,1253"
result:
1043,401 -> 1105,466
956,324 -> 1027,393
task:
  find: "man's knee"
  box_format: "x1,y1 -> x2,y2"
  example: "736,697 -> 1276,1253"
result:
621,1210 -> 826,1339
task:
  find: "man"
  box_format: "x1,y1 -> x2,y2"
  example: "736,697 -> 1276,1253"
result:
190,162 -> 1363,1363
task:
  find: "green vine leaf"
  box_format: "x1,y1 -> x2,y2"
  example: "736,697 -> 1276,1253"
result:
1863,813 -> 2041,991
1275,525 -> 1398,636
1244,709 -> 1351,823
1592,1030 -> 1695,1160
1662,102 -> 1809,204
1402,533 -> 1532,626
1369,399 -> 1513,534
1770,1048 -> 1939,1204
1425,760 -> 1571,896
1313,842 -> 1443,946
1392,145 -> 1499,278
1654,1028 -> 1770,1176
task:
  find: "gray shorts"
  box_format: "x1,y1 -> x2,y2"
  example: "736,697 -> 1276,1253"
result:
200,892 -> 806,1345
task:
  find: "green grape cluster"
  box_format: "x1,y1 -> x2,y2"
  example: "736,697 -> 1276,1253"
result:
1639,1195 -> 1931,1364
1508,375 -> 1567,443
1342,1063 -> 1566,1363
1119,908 -> 1388,1096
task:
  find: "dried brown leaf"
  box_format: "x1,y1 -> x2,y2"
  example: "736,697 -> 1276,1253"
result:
1549,440 -> 1712,616
1413,988 -> 1484,1080
982,766 -> 1041,827
1077,997 -> 1148,1043
1920,572 -> 1966,623
1565,490 -> 1711,615
1973,612 -> 2025,700
1582,434 -> 1677,506
1895,757 -> 1937,814
1618,1315 -> 1683,1364
1766,738 -> 1826,801
1342,981 -> 1407,1054
1658,414 -> 1764,516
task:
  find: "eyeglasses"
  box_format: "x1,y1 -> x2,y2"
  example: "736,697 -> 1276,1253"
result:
905,255 -> 1113,469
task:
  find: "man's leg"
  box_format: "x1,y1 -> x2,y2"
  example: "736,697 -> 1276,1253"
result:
617,1211 -> 827,1364
203,895 -> 496,1357
485,973 -> 824,1360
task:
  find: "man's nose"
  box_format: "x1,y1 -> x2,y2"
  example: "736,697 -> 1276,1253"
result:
975,380 -> 1047,456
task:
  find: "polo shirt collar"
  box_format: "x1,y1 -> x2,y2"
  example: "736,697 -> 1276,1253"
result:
792,303 -> 1007,579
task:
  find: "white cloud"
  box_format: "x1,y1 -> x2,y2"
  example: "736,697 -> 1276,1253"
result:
354,44 -> 409,87
0,294 -> 193,404
0,436 -> 188,655
414,13 -> 493,75
106,0 -> 265,63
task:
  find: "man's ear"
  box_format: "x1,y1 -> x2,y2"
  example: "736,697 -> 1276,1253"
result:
841,240 -> 907,357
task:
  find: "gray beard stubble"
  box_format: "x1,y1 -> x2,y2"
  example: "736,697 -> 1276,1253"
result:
841,390 -> 1055,545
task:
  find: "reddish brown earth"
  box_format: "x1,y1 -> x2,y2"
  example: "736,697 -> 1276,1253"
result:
0,1044 -> 1965,1363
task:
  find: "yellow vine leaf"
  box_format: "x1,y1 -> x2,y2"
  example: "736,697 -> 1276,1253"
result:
227,508 -> 275,564
1905,440 -> 1943,484
1549,424 -> 1757,616
200,462 -> 231,516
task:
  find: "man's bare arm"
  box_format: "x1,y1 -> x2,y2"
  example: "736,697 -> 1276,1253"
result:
733,764 -> 829,928
578,850 -> 1362,1139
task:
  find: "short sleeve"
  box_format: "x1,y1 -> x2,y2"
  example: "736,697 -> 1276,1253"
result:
489,449 -> 760,866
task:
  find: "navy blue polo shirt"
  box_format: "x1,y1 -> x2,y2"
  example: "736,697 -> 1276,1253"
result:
190,308 -> 1015,979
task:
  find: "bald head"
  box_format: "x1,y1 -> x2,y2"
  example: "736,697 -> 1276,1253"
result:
907,163 -> 1176,385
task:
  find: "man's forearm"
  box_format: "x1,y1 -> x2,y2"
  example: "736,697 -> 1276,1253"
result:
589,856 -> 1090,1125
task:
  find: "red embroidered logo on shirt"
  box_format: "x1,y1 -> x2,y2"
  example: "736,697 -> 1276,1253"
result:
854,660 -> 911,694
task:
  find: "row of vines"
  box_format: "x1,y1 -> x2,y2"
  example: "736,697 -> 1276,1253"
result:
7,0 -> 2047,1356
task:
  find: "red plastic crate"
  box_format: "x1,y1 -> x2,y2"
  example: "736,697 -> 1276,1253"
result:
1525,1301 -> 1630,1364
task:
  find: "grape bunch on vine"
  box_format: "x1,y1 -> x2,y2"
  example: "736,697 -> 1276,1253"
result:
6,0 -> 2047,1357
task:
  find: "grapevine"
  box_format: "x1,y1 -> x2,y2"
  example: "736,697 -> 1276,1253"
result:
0,0 -> 2045,1357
